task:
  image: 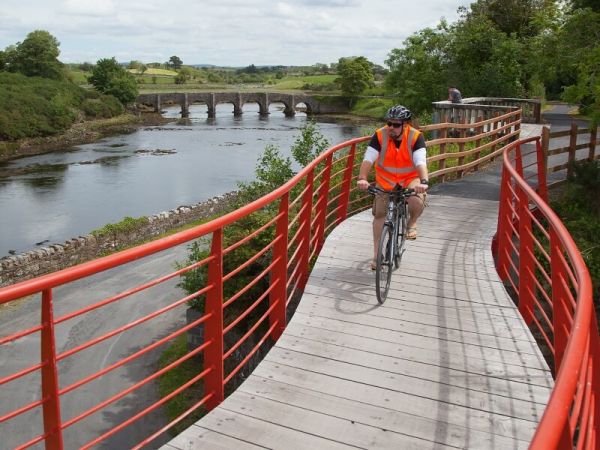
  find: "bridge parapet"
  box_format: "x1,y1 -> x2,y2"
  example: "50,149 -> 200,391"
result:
136,92 -> 349,118
433,97 -> 542,124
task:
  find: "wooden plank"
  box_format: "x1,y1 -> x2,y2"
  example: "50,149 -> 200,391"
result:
281,322 -> 552,395
297,291 -> 535,340
166,425 -> 266,449
303,283 -> 521,319
252,360 -> 540,442
306,275 -> 519,310
291,297 -> 547,355
239,375 -> 529,450
221,390 -> 455,449
271,335 -> 552,406
186,407 -> 352,450
291,312 -> 547,368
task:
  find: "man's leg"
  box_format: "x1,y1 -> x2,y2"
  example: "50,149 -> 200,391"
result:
406,178 -> 426,231
372,216 -> 385,262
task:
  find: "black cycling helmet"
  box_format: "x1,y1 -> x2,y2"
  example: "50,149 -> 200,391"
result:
385,105 -> 412,122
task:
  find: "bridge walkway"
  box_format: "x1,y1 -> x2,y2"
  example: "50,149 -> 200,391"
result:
163,189 -> 554,449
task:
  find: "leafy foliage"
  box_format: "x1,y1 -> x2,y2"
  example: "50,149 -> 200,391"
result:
178,121 -> 330,312
168,55 -> 183,69
0,72 -> 124,141
383,0 -> 599,120
88,57 -> 138,104
551,160 -> 600,302
2,30 -> 65,80
336,56 -> 375,98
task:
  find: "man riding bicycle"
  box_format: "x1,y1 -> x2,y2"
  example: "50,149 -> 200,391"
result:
356,105 -> 429,269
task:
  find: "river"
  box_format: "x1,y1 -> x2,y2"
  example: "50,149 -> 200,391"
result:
0,103 -> 372,257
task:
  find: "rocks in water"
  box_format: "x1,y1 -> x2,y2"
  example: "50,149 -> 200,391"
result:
134,149 -> 177,156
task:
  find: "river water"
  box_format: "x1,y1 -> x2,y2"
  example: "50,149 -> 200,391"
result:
0,103 -> 371,257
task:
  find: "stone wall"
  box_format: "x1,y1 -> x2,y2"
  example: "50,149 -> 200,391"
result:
0,192 -> 239,287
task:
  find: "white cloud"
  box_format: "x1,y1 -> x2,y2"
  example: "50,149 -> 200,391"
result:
61,0 -> 116,16
1,0 -> 472,66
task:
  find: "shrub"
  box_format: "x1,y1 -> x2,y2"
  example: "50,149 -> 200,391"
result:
82,95 -> 123,118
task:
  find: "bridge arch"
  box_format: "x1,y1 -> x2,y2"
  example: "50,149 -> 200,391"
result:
136,92 -> 344,119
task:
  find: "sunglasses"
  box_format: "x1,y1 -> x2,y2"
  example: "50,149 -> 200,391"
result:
386,122 -> 403,128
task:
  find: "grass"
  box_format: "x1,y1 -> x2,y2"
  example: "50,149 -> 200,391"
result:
270,74 -> 338,90
157,333 -> 206,435
129,68 -> 178,77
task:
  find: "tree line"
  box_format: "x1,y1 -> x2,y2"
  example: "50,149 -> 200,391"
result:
383,0 -> 599,122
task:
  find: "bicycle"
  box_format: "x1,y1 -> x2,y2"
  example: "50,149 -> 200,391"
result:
367,184 -> 417,304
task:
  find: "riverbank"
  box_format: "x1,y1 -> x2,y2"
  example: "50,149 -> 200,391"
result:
0,191 -> 239,287
0,112 -> 168,163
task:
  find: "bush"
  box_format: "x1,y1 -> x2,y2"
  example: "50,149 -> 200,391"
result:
551,160 -> 600,303
0,72 -> 127,140
81,95 -> 123,118
0,72 -> 85,140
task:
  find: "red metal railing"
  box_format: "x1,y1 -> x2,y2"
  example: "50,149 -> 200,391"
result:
4,109 -> 588,449
496,136 -> 600,449
0,136 -> 372,449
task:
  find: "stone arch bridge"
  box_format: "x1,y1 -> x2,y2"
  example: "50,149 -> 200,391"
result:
136,92 -> 348,118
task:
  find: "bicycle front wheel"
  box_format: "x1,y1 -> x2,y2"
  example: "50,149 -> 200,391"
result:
376,223 -> 394,304
395,208 -> 408,270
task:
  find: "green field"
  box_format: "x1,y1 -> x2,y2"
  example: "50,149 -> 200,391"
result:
128,68 -> 178,76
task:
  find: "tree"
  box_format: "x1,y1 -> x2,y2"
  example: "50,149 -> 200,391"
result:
448,17 -> 525,97
336,56 -> 374,99
460,0 -> 554,38
169,55 -> 183,69
88,57 -> 138,104
385,25 -> 452,113
174,67 -> 192,84
4,30 -> 65,79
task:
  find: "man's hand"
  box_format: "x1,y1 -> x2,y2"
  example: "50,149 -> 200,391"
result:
414,182 -> 429,194
357,179 -> 370,190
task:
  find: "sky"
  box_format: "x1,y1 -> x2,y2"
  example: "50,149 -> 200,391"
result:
0,0 -> 473,67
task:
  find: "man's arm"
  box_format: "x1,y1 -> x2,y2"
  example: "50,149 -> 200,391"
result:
357,160 -> 373,190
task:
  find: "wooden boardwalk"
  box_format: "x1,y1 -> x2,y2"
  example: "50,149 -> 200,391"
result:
163,194 -> 554,449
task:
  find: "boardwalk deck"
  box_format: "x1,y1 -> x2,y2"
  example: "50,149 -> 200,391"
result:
163,193 -> 553,450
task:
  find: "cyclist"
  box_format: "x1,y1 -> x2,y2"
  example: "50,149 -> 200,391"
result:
356,105 -> 429,269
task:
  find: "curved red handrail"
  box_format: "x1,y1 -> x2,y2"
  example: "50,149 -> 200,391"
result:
497,136 -> 599,449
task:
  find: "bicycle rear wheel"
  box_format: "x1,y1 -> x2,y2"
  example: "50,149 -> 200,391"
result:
376,223 -> 393,304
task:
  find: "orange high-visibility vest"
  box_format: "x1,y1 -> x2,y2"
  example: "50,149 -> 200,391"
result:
375,124 -> 421,190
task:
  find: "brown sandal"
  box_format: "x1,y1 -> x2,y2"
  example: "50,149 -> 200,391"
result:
406,227 -> 417,240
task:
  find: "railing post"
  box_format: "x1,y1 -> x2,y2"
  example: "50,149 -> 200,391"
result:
457,117 -> 466,177
41,288 -> 64,450
472,116 -> 483,172
533,101 -> 541,124
496,165 -> 513,282
589,126 -> 597,162
535,138 -> 549,202
269,194 -> 288,340
439,127 -> 447,183
337,143 -> 356,223
550,228 -> 571,375
567,122 -> 578,179
298,170 -> 314,290
314,154 -> 333,254
204,229 -> 224,411
517,188 -> 535,325
541,126 -> 550,178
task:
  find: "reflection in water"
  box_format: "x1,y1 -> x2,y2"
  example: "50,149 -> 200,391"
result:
0,104 -> 375,256
22,175 -> 65,189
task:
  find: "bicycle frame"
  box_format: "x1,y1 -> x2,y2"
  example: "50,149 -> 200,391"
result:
368,185 -> 415,304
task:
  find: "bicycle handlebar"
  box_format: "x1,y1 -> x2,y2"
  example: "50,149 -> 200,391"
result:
367,185 -> 416,197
